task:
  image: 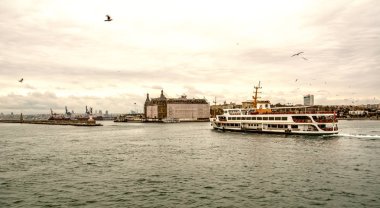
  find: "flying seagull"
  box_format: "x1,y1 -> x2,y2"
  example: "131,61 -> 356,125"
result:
105,15 -> 112,21
302,57 -> 308,61
18,78 -> 23,83
291,52 -> 303,57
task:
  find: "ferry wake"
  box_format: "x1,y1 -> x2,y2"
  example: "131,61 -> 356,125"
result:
210,82 -> 338,135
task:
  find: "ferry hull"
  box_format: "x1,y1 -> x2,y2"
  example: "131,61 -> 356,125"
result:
210,120 -> 339,136
212,125 -> 338,135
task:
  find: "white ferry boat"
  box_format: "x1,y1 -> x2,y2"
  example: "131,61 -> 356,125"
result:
210,82 -> 338,135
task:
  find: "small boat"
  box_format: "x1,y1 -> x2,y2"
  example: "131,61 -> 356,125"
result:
210,82 -> 338,135
162,118 -> 180,123
114,114 -> 143,122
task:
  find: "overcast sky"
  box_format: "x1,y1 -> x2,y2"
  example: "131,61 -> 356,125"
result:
0,0 -> 379,114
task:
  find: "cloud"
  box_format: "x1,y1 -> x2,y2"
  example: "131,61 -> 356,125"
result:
0,0 -> 379,113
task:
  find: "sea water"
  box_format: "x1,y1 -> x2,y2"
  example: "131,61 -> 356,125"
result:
0,120 -> 379,207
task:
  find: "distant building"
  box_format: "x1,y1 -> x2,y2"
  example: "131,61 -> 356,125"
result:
242,101 -> 253,109
349,110 -> 367,116
210,102 -> 242,118
144,90 -> 210,121
242,100 -> 271,109
304,94 -> 314,106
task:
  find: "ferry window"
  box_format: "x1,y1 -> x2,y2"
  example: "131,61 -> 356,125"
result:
232,117 -> 236,120
265,104 -> 268,108
291,125 -> 298,128
275,117 -> 281,120
263,117 -> 268,120
228,117 -> 231,120
236,117 -> 240,120
278,125 -> 284,128
224,110 -> 227,113
257,117 -> 262,120
247,117 -> 251,120
231,110 -> 240,115
281,117 -> 287,120
269,117 -> 274,120
252,117 -> 256,120
242,117 -> 246,120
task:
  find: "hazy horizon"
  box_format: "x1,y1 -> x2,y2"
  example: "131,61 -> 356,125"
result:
1,0 -> 379,114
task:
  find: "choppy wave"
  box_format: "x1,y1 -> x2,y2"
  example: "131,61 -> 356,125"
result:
1,121 -> 379,207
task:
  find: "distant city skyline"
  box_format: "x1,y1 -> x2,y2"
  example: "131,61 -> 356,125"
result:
1,0 -> 379,113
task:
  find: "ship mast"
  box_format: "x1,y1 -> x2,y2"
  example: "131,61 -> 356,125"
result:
212,97 -> 217,118
252,81 -> 262,108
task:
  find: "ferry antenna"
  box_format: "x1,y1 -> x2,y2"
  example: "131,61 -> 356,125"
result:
252,81 -> 262,108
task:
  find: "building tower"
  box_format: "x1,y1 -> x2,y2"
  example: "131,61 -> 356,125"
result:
144,93 -> 150,118
304,94 -> 314,106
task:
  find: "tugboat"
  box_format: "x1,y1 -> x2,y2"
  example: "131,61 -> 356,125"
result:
210,82 -> 338,135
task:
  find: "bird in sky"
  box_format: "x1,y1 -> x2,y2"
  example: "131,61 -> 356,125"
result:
18,78 -> 23,83
295,79 -> 298,82
291,52 -> 303,57
302,57 -> 308,61
104,15 -> 112,21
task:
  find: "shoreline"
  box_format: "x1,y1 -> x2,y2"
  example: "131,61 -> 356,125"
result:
0,120 -> 102,126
